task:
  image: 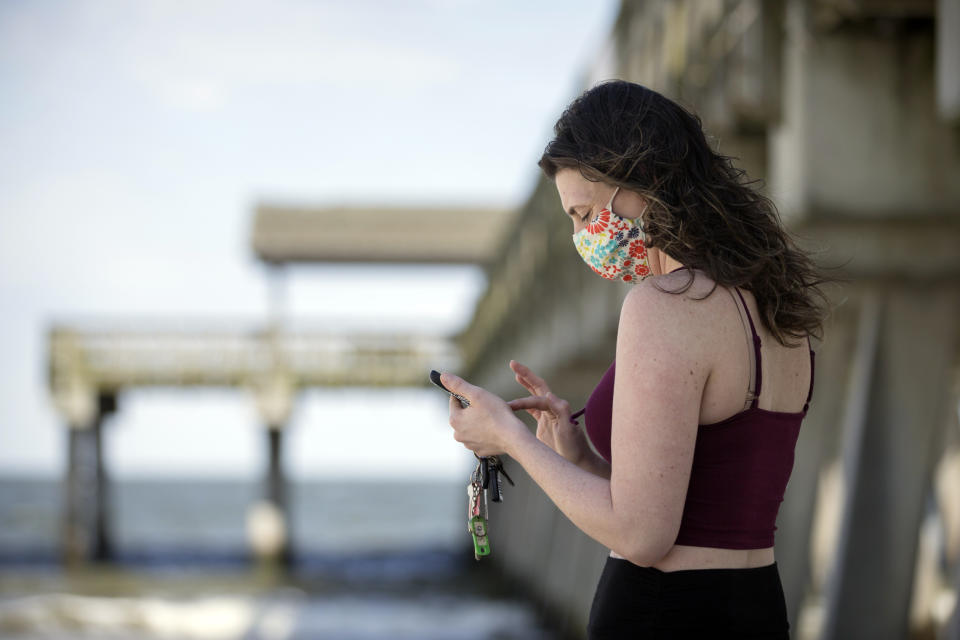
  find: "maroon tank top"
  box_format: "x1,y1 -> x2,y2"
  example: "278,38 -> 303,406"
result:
573,287 -> 815,549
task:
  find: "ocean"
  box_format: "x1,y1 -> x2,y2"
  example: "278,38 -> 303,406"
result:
0,476 -> 562,640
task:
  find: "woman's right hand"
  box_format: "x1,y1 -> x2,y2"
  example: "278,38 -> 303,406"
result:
506,360 -> 592,465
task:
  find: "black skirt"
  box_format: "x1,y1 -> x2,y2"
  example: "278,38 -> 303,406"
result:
587,556 -> 790,639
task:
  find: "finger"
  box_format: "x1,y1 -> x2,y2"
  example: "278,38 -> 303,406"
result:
511,393 -> 568,417
439,372 -> 476,404
510,360 -> 550,395
506,401 -> 542,419
515,375 -> 543,398
509,359 -> 530,380
514,374 -> 537,398
507,396 -> 551,412
509,403 -> 542,420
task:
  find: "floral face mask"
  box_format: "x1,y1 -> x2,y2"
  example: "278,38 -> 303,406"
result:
572,186 -> 651,283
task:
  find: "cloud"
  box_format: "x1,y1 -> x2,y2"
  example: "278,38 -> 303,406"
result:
128,33 -> 462,112
0,1 -> 464,112
1,1 -> 464,113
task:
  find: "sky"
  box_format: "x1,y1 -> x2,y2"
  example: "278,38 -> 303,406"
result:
0,0 -> 619,479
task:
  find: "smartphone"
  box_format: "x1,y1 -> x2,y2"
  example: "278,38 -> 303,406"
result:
429,369 -> 470,408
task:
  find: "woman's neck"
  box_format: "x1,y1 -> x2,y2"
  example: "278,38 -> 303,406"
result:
656,249 -> 684,276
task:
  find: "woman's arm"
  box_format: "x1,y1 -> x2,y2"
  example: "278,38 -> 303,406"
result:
607,282 -> 707,560
504,427 -> 645,557
576,447 -> 612,479
445,281 -> 706,565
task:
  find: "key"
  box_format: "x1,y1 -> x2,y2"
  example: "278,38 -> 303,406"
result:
467,462 -> 481,519
489,460 -> 501,502
480,456 -> 489,490
476,455 -> 499,504
487,456 -> 514,503
481,471 -> 489,519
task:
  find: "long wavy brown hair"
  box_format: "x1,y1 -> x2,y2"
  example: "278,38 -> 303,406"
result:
539,80 -> 831,346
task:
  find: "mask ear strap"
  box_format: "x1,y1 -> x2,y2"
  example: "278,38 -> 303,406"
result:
605,186 -> 620,211
637,200 -> 650,242
608,185 -> 651,242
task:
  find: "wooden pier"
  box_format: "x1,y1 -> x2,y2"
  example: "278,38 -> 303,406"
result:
48,326 -> 461,566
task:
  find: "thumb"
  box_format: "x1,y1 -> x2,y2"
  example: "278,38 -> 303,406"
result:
439,372 -> 474,397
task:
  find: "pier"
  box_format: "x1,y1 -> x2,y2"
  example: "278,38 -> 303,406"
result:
49,326 -> 461,565
458,1 -> 960,638
48,204 -> 510,567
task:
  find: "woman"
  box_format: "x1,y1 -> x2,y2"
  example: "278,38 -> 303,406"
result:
441,80 -> 828,638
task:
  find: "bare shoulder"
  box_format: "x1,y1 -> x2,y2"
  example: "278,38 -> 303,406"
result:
616,271 -> 733,429
620,269 -> 725,348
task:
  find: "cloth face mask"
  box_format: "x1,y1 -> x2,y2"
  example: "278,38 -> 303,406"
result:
572,186 -> 651,283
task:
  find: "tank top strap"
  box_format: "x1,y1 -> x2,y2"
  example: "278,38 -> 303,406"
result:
733,288 -> 762,407
803,336 -> 816,412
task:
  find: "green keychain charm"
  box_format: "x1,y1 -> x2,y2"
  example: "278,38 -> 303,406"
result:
469,514 -> 490,558
468,460 -> 491,560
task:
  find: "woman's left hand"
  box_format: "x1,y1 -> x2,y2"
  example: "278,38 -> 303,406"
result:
440,372 -> 529,457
